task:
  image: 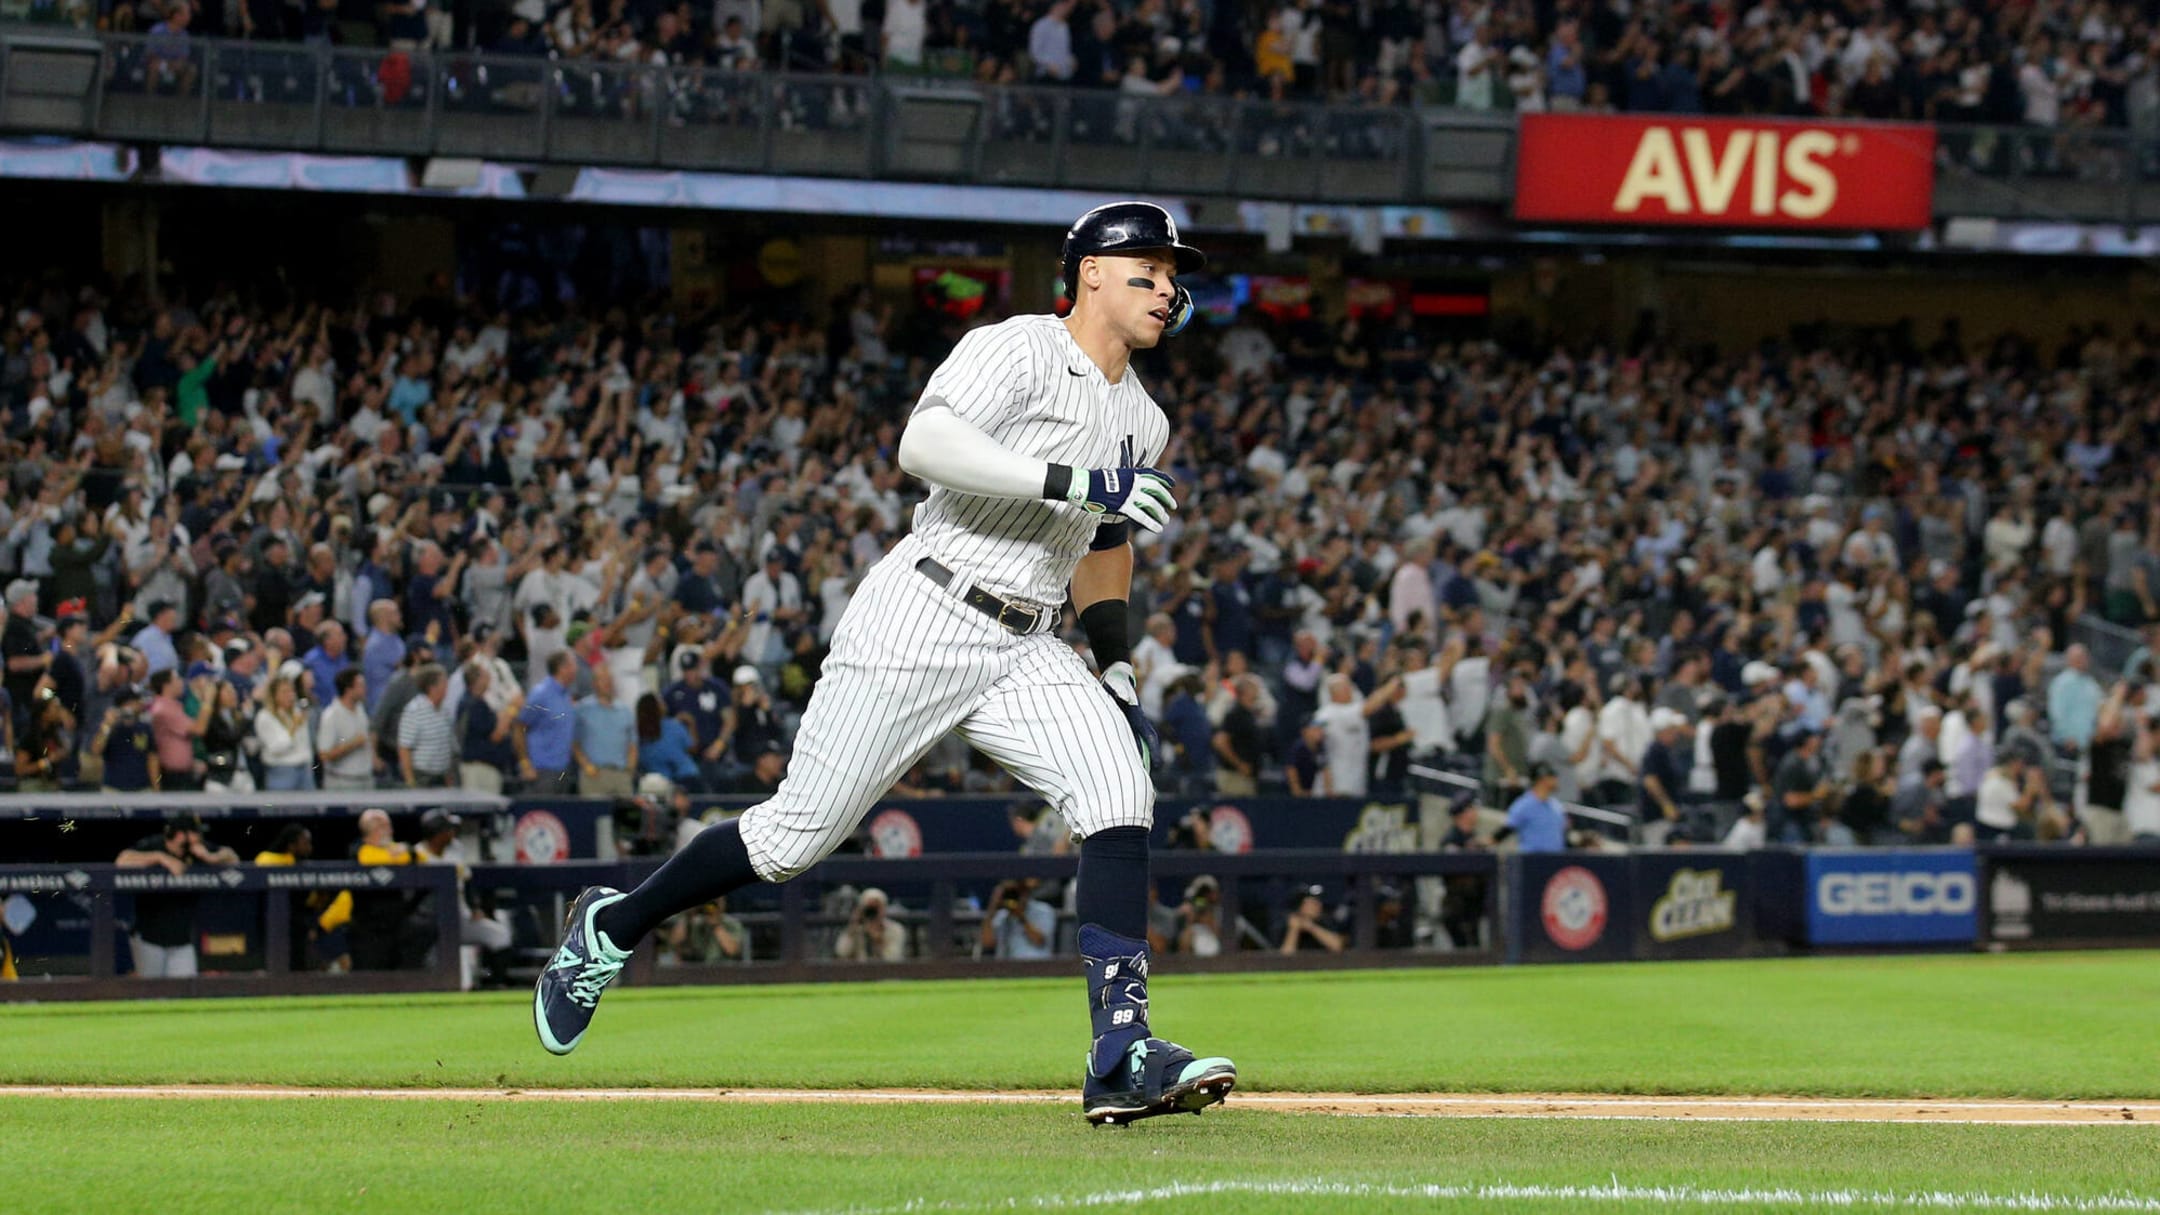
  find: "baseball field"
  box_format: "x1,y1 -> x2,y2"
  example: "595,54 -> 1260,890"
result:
6,951 -> 2158,1213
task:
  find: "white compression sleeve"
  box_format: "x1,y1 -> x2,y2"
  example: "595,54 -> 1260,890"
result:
897,402 -> 1063,500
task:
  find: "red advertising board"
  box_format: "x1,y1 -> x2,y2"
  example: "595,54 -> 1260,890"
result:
1513,114 -> 1935,231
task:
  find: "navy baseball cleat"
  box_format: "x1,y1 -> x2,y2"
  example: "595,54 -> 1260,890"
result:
533,886 -> 631,1056
1083,1038 -> 1237,1126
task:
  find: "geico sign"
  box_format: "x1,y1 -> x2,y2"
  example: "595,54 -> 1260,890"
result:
1817,872 -> 1976,916
1613,127 -> 1842,221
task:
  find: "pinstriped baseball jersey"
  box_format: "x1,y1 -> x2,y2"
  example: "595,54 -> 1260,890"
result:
911,314 -> 1171,606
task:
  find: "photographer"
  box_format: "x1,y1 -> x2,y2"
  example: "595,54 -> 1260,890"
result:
15,678 -> 77,791
980,877 -> 1056,959
1279,884 -> 1346,955
833,886 -> 908,961
1176,875 -> 1224,958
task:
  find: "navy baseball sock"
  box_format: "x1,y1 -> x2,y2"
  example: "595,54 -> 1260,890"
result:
1076,826 -> 1149,939
1077,827 -> 1153,1079
593,819 -> 761,949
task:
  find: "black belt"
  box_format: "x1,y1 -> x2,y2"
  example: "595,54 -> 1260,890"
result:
916,557 -> 1049,635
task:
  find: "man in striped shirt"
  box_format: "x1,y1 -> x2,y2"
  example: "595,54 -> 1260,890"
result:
397,664 -> 456,788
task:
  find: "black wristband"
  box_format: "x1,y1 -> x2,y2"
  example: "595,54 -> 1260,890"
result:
1043,464 -> 1075,502
1080,599 -> 1132,670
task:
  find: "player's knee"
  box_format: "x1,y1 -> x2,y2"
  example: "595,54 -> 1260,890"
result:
736,802 -> 833,882
1079,758 -> 1156,834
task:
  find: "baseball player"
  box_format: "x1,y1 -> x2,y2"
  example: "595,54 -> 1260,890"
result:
535,201 -> 1236,1125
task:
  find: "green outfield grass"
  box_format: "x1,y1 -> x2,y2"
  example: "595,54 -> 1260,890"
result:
3,951 -> 2158,1097
6,1097 -> 2158,1215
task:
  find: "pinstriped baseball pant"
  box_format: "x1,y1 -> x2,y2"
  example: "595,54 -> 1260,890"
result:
737,535 -> 1154,881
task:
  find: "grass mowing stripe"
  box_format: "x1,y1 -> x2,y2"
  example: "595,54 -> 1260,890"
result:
759,1180 -> 2160,1215
5,952 -> 2159,1098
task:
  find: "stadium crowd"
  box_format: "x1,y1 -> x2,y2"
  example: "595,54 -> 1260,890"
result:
2,272 -> 2160,861
71,0 -> 2160,128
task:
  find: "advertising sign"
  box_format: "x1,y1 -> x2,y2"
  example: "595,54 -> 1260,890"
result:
1634,853 -> 1752,960
1508,853 -> 1634,963
1514,114 -> 1935,231
1804,850 -> 1977,945
1985,851 -> 2160,944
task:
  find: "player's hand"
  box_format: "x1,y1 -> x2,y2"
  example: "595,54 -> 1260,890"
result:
1068,467 -> 1177,533
1100,661 -> 1158,771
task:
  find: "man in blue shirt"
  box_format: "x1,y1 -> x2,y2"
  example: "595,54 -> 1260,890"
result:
573,664 -> 638,798
130,600 -> 182,678
518,650 -> 579,794
1506,763 -> 1568,854
301,620 -> 350,705
360,599 -> 406,713
2048,644 -> 2104,753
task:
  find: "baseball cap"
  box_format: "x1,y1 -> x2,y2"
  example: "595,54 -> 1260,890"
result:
732,665 -> 762,686
1650,707 -> 1689,733
294,591 -> 326,612
420,810 -> 462,837
857,887 -> 888,909
54,597 -> 87,618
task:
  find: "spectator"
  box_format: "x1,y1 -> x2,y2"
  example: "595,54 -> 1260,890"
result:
1639,707 -> 1695,845
145,669 -> 213,792
2,580 -> 49,730
1285,719 -> 1326,795
834,887 -> 907,961
518,651 -> 580,794
1894,759 -> 1953,843
981,878 -> 1056,958
574,664 -> 638,797
1312,672 -> 1382,798
300,620 -> 349,705
317,668 -> 377,792
2048,644 -> 2104,753
2125,720 -> 2160,843
1594,673 -> 1650,807
2083,682 -> 2144,845
1977,745 -> 2055,842
457,662 -> 522,794
635,689 -> 701,791
254,674 -> 315,791
396,664 -> 456,788
1279,885 -> 1344,954
1505,763 -> 1567,853
92,683 -> 156,793
130,600 -> 182,679
360,599 -> 405,711
1211,673 -> 1266,796
114,814 -> 237,978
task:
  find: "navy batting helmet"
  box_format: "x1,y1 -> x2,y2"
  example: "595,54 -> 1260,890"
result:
1061,201 -> 1205,337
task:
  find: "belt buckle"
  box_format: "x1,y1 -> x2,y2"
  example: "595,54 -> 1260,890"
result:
996,601 -> 1039,634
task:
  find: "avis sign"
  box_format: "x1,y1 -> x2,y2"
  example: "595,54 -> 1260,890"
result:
1514,114 -> 1935,232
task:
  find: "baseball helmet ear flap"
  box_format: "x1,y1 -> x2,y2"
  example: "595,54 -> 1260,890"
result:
1163,281 -> 1195,338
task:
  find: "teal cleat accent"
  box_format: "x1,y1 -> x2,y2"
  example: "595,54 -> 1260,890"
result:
1082,1038 -> 1237,1126
532,886 -> 631,1056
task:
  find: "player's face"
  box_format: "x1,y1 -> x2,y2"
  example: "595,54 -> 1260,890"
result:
1087,251 -> 1178,349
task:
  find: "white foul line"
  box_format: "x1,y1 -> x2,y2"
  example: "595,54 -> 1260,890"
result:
755,1178 -> 2160,1215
